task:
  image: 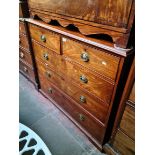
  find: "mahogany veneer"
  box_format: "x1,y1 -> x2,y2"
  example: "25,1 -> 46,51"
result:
25,18 -> 134,150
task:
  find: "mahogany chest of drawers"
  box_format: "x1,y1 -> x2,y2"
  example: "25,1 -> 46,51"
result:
19,18 -> 38,88
19,0 -> 135,152
23,18 -> 134,150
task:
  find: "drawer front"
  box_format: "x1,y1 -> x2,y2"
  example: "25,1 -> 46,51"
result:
19,60 -> 35,81
62,38 -> 120,81
39,77 -> 105,144
32,41 -> 61,70
19,21 -> 26,35
60,59 -> 114,104
19,34 -> 29,50
19,48 -> 33,66
36,60 -> 109,124
29,24 -> 60,54
120,105 -> 135,140
113,130 -> 135,155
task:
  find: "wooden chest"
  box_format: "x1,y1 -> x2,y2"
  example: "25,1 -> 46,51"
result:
26,18 -> 134,150
27,0 -> 135,48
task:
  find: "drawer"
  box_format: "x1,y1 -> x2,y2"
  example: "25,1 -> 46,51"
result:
19,48 -> 33,66
120,105 -> 135,140
29,24 -> 60,54
19,60 -> 35,82
39,77 -> 105,144
19,34 -> 29,50
62,38 -> 120,81
19,21 -> 26,35
32,41 -> 61,70
60,59 -> 114,104
113,129 -> 135,155
36,60 -> 109,124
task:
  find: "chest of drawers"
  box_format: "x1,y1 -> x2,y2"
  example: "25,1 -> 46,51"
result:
25,18 -> 134,150
19,19 -> 38,88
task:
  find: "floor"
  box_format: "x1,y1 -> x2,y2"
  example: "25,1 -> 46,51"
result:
19,74 -> 106,155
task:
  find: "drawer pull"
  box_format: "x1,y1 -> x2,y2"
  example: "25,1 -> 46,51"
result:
81,52 -> 89,62
48,88 -> 53,94
79,114 -> 85,121
80,75 -> 88,83
23,67 -> 28,72
80,96 -> 86,103
40,35 -> 46,42
45,71 -> 51,78
20,52 -> 24,58
43,53 -> 49,60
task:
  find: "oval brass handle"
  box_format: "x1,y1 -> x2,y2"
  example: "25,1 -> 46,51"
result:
79,114 -> 85,121
20,52 -> 24,58
81,52 -> 89,62
45,71 -> 51,78
23,67 -> 28,72
40,35 -> 46,42
43,53 -> 49,60
48,88 -> 53,94
80,75 -> 88,83
80,96 -> 86,103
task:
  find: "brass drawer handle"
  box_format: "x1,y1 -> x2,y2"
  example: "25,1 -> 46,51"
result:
20,52 -> 24,58
40,35 -> 46,42
80,75 -> 88,83
80,96 -> 86,103
79,114 -> 85,121
45,71 -> 51,78
48,88 -> 53,94
23,67 -> 28,72
81,52 -> 89,62
43,53 -> 49,60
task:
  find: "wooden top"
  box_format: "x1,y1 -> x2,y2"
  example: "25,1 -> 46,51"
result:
24,18 -> 133,57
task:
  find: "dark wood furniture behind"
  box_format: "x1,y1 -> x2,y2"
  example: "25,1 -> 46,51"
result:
19,18 -> 39,88
27,0 -> 135,48
103,58 -> 135,155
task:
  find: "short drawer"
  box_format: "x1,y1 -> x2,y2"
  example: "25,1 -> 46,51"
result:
19,48 -> 33,66
29,24 -> 60,54
36,60 -> 109,124
39,77 -> 105,144
19,21 -> 26,35
19,60 -> 35,82
60,59 -> 114,104
120,105 -> 135,140
62,38 -> 120,81
113,129 -> 135,155
19,34 -> 29,50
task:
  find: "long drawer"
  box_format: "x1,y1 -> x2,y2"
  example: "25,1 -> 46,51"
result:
62,37 -> 120,81
36,59 -> 109,124
29,23 -> 60,54
19,34 -> 29,50
19,48 -> 33,66
19,60 -> 35,82
39,76 -> 105,144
